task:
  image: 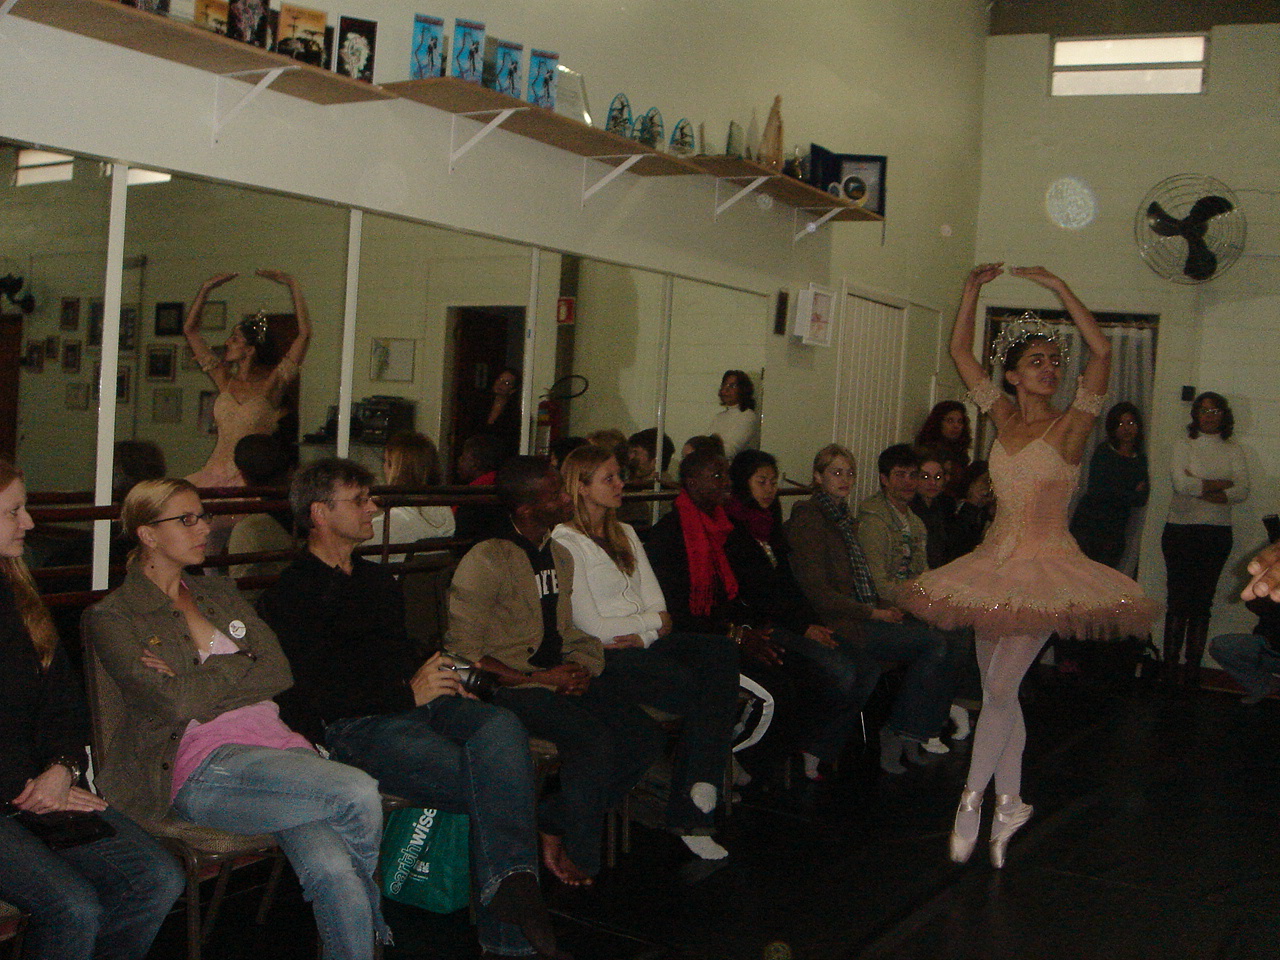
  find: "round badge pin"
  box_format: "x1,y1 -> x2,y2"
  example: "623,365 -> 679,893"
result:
228,620 -> 246,640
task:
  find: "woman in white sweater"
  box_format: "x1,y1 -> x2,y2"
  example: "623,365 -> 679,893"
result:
708,370 -> 760,458
551,444 -> 740,861
1161,391 -> 1249,686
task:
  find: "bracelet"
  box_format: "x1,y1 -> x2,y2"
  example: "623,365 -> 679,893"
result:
46,754 -> 83,783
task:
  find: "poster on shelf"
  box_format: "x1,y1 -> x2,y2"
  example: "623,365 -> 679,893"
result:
527,49 -> 558,109
483,37 -> 523,97
335,16 -> 377,82
277,3 -> 329,67
227,0 -> 270,46
410,15 -> 446,79
451,19 -> 485,84
194,0 -> 229,34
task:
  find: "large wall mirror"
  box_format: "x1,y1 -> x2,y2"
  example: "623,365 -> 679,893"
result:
0,140 -> 111,492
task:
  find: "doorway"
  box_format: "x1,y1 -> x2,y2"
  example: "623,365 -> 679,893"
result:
0,313 -> 22,460
444,305 -> 525,480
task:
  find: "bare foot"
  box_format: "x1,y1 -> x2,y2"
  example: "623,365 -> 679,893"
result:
539,832 -> 592,886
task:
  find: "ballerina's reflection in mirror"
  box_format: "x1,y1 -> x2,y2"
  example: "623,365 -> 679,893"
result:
183,270 -> 312,490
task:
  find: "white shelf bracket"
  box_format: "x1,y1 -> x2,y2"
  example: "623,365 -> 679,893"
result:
793,206 -> 843,242
0,0 -> 20,20
581,153 -> 643,205
449,107 -> 525,172
714,175 -> 770,218
213,66 -> 295,144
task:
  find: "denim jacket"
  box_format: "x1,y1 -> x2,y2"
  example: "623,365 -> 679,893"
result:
83,567 -> 294,822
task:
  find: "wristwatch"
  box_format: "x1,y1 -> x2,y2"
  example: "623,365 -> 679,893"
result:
46,754 -> 83,783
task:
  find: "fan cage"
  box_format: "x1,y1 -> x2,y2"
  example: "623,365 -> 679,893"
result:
1134,174 -> 1245,284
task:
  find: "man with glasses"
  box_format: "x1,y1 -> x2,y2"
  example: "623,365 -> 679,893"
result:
257,458 -> 568,960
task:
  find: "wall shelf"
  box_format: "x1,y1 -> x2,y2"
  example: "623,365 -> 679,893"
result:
7,0 -> 394,105
691,155 -> 883,223
385,77 -> 700,178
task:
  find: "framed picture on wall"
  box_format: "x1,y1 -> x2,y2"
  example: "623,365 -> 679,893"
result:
146,345 -> 177,381
44,336 -> 59,360
23,342 -> 44,372
119,307 -> 138,353
87,300 -> 104,347
62,341 -> 81,373
60,297 -> 80,332
65,383 -> 90,411
370,337 -> 416,382
152,387 -> 183,424
155,302 -> 185,336
181,345 -> 202,371
793,284 -> 836,347
117,366 -> 132,404
202,300 -> 228,331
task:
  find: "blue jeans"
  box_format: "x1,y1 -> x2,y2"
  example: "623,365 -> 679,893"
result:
0,805 -> 184,960
850,618 -> 952,742
604,632 -> 740,832
1210,633 -> 1280,699
324,698 -> 540,957
494,674 -> 665,876
773,628 -> 872,763
172,744 -> 387,960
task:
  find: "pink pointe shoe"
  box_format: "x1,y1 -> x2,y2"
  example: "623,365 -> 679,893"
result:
989,794 -> 1033,869
948,788 -> 982,864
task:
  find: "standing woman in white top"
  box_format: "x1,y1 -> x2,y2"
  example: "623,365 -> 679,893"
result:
551,444 -> 740,861
708,370 -> 760,458
1161,391 -> 1250,686
370,431 -> 455,559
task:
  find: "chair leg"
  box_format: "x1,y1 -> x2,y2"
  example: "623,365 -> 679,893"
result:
201,863 -> 234,945
621,793 -> 632,856
185,869 -> 202,960
604,808 -> 617,869
255,854 -> 286,926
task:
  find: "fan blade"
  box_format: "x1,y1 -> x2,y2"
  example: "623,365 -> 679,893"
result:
1147,202 -> 1183,237
1186,195 -> 1233,227
1183,236 -> 1219,281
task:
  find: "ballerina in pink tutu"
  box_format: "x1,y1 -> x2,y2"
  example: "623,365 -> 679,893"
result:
901,264 -> 1153,869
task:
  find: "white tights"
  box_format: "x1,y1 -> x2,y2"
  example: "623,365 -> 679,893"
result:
965,632 -> 1050,798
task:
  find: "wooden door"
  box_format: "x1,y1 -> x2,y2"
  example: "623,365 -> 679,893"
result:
446,306 -> 524,479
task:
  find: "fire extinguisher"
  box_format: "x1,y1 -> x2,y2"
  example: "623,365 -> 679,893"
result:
534,375 -> 589,455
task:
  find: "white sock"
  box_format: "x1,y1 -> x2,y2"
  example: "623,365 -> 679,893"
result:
802,752 -> 821,779
690,781 -> 718,814
681,834 -> 728,860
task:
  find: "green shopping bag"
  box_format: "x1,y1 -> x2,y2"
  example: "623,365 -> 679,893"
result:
378,807 -> 471,913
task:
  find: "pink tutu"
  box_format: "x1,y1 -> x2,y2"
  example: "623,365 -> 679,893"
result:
900,438 -> 1155,641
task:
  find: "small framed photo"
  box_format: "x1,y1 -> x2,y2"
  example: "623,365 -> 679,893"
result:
87,300 -> 104,347
181,345 -> 203,371
154,302 -> 185,336
202,300 -> 228,331
198,390 -> 219,435
23,342 -> 44,372
152,387 -> 183,424
60,297 -> 80,331
793,284 -> 837,347
62,341 -> 82,373
65,383 -> 90,411
370,337 -> 416,382
146,345 -> 177,382
119,306 -> 138,353
117,366 -> 132,404
44,336 -> 59,360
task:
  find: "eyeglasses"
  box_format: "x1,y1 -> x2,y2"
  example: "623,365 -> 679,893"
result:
328,494 -> 376,508
150,512 -> 208,528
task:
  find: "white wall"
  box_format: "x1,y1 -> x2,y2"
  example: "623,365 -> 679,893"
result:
974,25 -> 1280,641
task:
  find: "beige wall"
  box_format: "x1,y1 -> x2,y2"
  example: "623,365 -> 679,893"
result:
974,25 -> 1280,639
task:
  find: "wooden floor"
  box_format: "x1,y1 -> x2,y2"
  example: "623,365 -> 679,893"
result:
147,668 -> 1280,960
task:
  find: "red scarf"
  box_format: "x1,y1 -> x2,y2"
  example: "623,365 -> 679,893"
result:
675,490 -> 738,617
725,495 -> 776,546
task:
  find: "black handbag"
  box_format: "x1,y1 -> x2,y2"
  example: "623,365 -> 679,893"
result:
10,809 -> 116,850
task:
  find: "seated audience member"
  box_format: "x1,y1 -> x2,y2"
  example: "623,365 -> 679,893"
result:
681,434 -> 725,461
455,433 -> 508,542
952,459 -> 995,556
858,444 -> 969,752
548,436 -> 587,472
257,459 -> 567,960
112,440 -> 166,501
370,430 -> 455,560
227,433 -> 295,581
0,458 -> 185,960
552,446 -> 738,859
1209,596 -> 1280,705
621,428 -> 676,528
725,450 -> 872,781
446,456 -> 664,886
785,444 -> 951,774
910,452 -> 962,569
84,479 -> 389,960
585,429 -> 630,477
914,401 -> 973,476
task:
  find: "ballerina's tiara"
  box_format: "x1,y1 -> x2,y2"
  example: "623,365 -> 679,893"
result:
239,311 -> 269,347
989,312 -> 1071,367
